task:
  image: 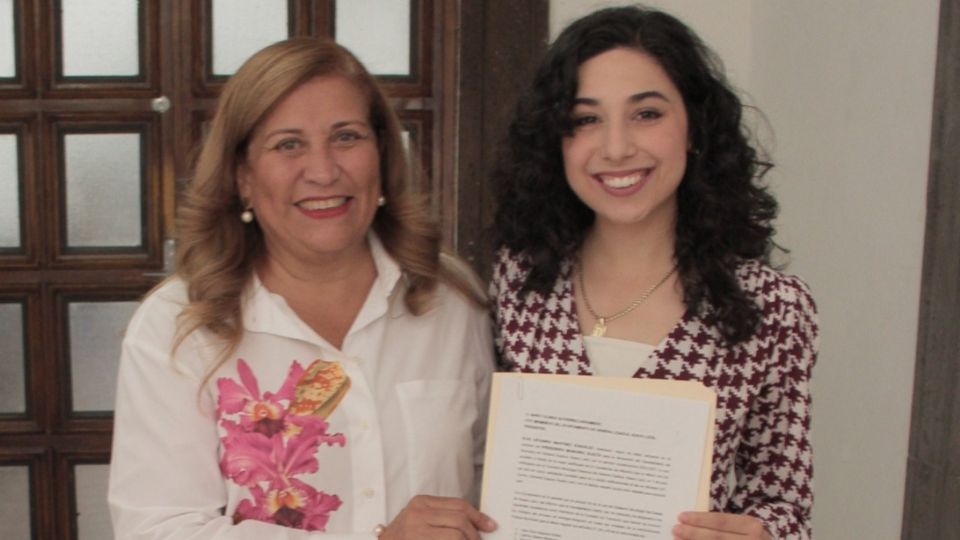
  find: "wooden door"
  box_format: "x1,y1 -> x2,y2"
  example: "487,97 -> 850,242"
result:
0,1 -> 446,537
1,2 -> 166,537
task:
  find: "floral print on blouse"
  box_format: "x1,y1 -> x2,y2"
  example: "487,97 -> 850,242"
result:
215,358 -> 351,531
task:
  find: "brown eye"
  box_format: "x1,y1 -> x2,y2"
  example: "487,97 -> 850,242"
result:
333,131 -> 361,143
571,115 -> 599,128
635,109 -> 663,121
275,139 -> 303,153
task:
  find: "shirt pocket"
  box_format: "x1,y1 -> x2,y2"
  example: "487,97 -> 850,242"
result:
395,379 -> 478,498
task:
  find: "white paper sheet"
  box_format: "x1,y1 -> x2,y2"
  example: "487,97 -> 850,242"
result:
481,374 -> 714,540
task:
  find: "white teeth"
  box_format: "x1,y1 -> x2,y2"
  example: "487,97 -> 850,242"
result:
298,197 -> 347,210
599,173 -> 643,189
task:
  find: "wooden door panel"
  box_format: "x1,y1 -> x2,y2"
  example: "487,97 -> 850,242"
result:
43,0 -> 160,96
61,457 -> 111,540
54,285 -> 148,431
399,110 -> 433,195
0,295 -> 29,418
0,1 -> 462,537
0,116 -> 36,265
0,452 -> 50,540
0,2 -> 168,537
0,286 -> 42,435
0,0 -> 34,96
44,114 -> 163,268
189,0 -> 296,97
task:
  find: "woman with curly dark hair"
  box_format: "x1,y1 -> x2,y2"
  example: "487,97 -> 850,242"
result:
490,6 -> 818,540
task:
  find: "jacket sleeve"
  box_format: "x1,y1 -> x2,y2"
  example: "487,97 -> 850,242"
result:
732,277 -> 818,539
108,298 -> 377,540
489,247 -> 517,370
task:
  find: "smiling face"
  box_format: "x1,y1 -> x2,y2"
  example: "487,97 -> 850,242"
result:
237,75 -> 381,267
562,47 -> 689,232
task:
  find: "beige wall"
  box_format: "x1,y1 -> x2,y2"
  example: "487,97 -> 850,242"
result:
550,1 -> 940,538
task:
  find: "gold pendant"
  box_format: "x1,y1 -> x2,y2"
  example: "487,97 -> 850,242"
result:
590,317 -> 607,337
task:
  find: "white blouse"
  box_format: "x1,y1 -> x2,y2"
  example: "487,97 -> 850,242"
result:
108,236 -> 495,539
583,335 -> 658,377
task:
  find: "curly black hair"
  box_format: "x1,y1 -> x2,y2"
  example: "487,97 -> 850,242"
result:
492,5 -> 779,344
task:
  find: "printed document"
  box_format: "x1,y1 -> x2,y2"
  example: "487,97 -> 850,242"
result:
480,373 -> 716,540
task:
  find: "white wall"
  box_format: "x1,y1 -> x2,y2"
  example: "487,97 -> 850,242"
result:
550,1 -> 940,538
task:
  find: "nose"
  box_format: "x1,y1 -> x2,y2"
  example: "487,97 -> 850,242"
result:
600,120 -> 637,162
301,144 -> 340,185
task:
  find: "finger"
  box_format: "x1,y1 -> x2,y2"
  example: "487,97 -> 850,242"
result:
430,507 -> 497,540
384,509 -> 477,540
412,509 -> 476,540
675,512 -> 769,539
386,522 -> 469,540
418,496 -> 497,532
678,511 -> 766,535
673,522 -> 727,539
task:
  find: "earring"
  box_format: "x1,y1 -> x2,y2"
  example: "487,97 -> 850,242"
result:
377,196 -> 386,207
240,208 -> 254,223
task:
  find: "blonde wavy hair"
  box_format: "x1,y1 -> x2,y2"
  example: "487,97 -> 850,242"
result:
173,38 -> 483,371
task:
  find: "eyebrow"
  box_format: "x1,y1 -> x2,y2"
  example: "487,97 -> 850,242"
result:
331,119 -> 371,131
260,120 -> 372,141
261,128 -> 302,140
573,90 -> 670,106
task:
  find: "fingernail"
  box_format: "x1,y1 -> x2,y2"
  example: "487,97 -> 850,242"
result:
484,517 -> 498,531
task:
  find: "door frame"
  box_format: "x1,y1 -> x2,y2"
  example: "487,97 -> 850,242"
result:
902,0 -> 960,537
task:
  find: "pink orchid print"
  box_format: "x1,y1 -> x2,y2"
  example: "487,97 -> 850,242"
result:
220,416 -> 346,486
217,359 -> 304,437
216,358 -> 348,531
234,480 -> 343,531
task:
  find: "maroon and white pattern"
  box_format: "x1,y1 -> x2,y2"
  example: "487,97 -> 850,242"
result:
491,248 -> 818,539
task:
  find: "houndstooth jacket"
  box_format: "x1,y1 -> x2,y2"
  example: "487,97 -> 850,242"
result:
491,248 -> 818,539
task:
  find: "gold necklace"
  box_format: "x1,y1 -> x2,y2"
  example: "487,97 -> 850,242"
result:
577,260 -> 677,337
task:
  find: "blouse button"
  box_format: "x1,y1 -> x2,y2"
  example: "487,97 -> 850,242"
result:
362,487 -> 376,498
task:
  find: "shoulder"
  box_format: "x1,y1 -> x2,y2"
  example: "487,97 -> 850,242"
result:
415,257 -> 488,329
119,277 -> 196,376
412,272 -> 495,371
125,276 -> 189,338
736,260 -> 815,309
735,259 -> 818,338
491,247 -> 533,293
123,275 -> 240,351
431,279 -> 486,322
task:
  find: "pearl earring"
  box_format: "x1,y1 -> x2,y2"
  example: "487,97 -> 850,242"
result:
377,196 -> 386,207
240,209 -> 254,223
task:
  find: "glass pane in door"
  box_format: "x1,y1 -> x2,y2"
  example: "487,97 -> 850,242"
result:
0,134 -> 20,248
335,0 -> 411,75
61,0 -> 140,77
211,0 -> 288,76
0,465 -> 31,540
75,464 -> 112,539
64,132 -> 143,248
68,301 -> 139,412
0,302 -> 25,414
0,0 -> 14,78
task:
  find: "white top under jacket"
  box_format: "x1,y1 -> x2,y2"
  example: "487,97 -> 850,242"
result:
108,236 -> 495,539
583,335 -> 657,378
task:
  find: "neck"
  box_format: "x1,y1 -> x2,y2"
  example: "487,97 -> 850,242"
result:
581,216 -> 676,278
258,240 -> 376,296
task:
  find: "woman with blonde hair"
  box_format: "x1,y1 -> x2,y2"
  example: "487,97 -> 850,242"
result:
109,38 -> 496,539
